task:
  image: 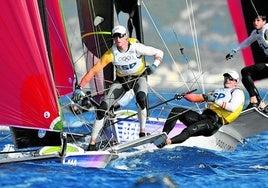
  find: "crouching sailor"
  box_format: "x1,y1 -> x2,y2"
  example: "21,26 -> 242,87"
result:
158,70 -> 245,148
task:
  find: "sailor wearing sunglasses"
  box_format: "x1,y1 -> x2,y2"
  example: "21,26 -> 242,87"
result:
74,25 -> 164,151
157,70 -> 245,148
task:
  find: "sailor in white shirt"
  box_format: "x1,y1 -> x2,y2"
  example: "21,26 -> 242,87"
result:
73,25 -> 164,151
225,13 -> 268,110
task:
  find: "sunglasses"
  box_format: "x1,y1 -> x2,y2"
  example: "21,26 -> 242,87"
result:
224,76 -> 237,81
112,33 -> 126,39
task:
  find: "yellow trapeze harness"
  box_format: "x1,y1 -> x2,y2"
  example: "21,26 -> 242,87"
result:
208,88 -> 244,125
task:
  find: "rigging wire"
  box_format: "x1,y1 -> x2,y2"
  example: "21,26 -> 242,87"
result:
173,30 -> 204,93
141,0 -> 191,92
142,0 -> 206,92
250,0 -> 259,16
185,0 -> 205,94
0,133 -> 11,143
142,0 -> 207,112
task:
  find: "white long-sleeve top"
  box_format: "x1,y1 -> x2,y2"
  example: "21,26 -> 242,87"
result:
234,23 -> 268,56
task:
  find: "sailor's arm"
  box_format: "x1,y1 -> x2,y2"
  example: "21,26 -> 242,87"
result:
226,31 -> 256,60
233,31 -> 257,52
78,50 -> 113,88
135,43 -> 164,67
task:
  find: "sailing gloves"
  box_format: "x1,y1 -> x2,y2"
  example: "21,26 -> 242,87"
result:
225,49 -> 236,60
147,64 -> 157,75
72,85 -> 86,102
202,94 -> 215,102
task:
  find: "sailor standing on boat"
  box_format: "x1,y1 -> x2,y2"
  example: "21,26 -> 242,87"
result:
157,70 -> 245,148
225,13 -> 268,110
73,25 -> 164,151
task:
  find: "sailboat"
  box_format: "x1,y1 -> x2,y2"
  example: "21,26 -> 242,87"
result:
0,0 -> 168,168
70,0 -> 268,153
163,0 -> 268,152
0,0 -> 110,168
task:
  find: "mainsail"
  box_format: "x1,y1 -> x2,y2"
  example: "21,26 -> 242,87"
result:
0,1 -> 63,130
46,0 -> 75,96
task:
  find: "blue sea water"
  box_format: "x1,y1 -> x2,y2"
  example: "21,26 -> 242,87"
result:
0,129 -> 268,188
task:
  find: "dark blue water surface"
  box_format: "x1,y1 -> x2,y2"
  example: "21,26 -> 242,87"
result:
0,129 -> 268,188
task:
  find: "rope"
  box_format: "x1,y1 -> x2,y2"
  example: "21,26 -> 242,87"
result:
142,0 -> 191,92
250,0 -> 259,16
185,0 -> 204,93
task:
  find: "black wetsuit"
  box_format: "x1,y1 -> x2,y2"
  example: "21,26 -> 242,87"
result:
162,107 -> 222,144
241,62 -> 268,100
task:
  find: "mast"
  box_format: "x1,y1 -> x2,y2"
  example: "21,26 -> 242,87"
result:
38,0 -> 54,73
76,0 -> 114,94
114,0 -> 144,43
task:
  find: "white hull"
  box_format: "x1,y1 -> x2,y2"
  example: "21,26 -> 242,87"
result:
62,151 -> 118,168
113,108 -> 268,152
0,143 -> 118,168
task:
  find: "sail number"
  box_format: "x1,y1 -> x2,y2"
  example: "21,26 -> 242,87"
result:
63,158 -> 77,166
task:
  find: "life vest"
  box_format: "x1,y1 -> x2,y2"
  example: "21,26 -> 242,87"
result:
112,38 -> 145,77
208,88 -> 244,124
